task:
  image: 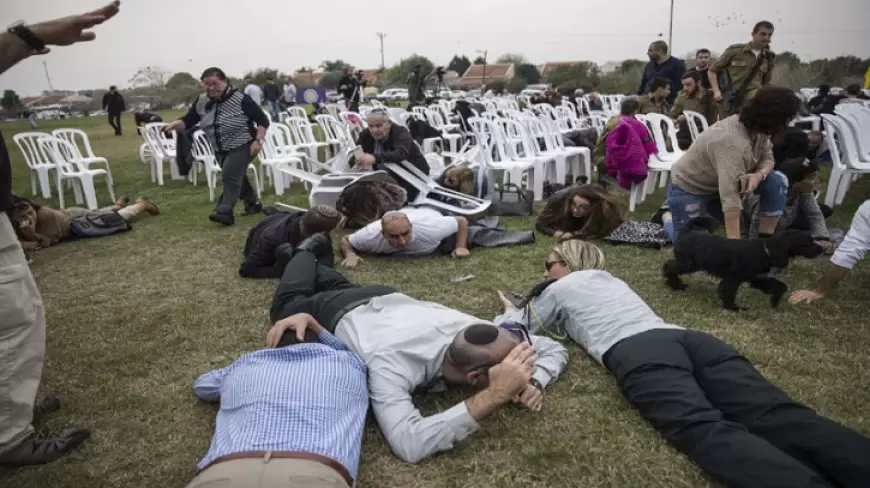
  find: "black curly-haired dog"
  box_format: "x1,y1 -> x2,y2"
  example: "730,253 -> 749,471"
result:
663,217 -> 824,311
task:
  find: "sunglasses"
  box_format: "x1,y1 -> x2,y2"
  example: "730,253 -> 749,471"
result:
499,321 -> 532,344
545,260 -> 565,271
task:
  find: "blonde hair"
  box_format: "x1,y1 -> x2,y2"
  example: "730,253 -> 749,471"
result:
553,240 -> 606,271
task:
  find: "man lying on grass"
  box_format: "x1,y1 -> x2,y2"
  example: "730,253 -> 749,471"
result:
493,239 -> 870,488
266,233 -> 567,464
190,313 -> 366,488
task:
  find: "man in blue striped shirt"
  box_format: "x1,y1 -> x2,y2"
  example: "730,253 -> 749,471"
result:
188,313 -> 366,488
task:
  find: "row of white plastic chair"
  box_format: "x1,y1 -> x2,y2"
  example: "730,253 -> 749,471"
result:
821,104 -> 870,207
13,130 -> 114,209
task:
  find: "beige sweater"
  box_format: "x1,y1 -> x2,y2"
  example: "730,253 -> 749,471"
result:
670,115 -> 774,211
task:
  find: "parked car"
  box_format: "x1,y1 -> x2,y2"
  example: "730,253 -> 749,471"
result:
377,88 -> 408,102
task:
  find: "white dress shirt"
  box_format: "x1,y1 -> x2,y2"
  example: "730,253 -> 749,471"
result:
830,199 -> 870,270
333,292 -> 568,464
348,208 -> 459,256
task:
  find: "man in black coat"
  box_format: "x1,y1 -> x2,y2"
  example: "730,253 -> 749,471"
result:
102,85 -> 126,136
239,206 -> 342,279
352,108 -> 430,201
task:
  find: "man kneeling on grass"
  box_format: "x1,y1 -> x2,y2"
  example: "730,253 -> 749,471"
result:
266,233 -> 567,463
338,207 -> 469,268
190,313 -> 366,488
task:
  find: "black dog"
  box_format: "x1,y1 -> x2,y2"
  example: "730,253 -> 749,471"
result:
663,217 -> 824,311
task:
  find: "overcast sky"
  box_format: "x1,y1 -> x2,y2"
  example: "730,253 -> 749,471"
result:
2,0 -> 868,96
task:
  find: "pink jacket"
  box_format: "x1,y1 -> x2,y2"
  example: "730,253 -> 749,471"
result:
605,117 -> 658,189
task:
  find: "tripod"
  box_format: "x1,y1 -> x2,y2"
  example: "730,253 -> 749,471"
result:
347,78 -> 365,113
433,75 -> 449,98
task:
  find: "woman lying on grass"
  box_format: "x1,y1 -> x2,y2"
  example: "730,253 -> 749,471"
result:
493,239 -> 870,488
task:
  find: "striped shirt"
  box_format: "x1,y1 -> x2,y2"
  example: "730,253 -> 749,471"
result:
181,89 -> 270,152
192,331 -> 368,478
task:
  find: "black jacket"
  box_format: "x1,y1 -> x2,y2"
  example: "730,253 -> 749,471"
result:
239,212 -> 335,279
638,56 -> 687,105
0,135 -> 12,212
354,124 -> 430,200
102,91 -> 126,114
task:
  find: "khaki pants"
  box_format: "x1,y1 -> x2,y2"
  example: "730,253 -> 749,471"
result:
186,458 -> 350,488
0,212 -> 46,454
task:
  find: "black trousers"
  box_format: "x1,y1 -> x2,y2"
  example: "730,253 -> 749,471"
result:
269,250 -> 396,343
214,144 -> 258,217
108,112 -> 122,135
603,329 -> 870,488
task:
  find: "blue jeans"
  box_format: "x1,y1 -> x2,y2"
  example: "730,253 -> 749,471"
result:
665,171 -> 788,241
267,100 -> 281,121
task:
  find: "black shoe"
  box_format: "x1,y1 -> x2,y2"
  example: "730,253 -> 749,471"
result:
295,234 -> 331,259
274,242 -> 295,272
0,429 -> 90,467
208,213 -> 234,226
242,202 -> 263,216
650,203 -> 670,226
33,394 -> 61,424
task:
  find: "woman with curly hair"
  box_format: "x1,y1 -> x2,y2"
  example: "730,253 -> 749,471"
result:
665,86 -> 798,241
535,183 -> 625,240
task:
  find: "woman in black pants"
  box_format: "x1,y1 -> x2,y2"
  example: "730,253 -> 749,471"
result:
493,239 -> 870,488
164,67 -> 268,226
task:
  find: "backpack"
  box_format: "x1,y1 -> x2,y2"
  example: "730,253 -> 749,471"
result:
68,211 -> 131,239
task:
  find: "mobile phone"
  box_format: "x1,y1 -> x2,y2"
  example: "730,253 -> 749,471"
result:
449,274 -> 476,283
502,291 -> 526,309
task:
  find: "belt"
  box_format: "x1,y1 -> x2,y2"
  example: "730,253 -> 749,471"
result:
325,297 -> 372,332
204,450 -> 352,486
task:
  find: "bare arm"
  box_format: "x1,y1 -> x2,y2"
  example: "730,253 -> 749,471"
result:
453,217 -> 469,251
0,33 -> 33,75
339,235 -> 361,258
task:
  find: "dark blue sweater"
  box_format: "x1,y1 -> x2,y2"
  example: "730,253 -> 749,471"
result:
638,56 -> 686,105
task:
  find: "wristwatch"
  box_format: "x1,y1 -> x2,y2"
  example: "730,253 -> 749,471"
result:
7,21 -> 46,53
529,378 -> 544,392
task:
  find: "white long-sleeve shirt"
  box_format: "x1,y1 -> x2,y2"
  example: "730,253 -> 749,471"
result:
334,292 -> 568,464
830,199 -> 870,270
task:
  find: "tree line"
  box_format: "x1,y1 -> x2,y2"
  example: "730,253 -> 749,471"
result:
2,51 -> 867,115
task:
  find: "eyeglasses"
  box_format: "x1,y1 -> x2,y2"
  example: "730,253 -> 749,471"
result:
545,260 -> 565,271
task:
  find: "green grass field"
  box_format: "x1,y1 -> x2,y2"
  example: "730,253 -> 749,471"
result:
1,112 -> 868,488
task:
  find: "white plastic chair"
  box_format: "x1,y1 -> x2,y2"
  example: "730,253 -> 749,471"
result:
143,122 -> 181,185
820,114 -> 870,207
682,110 -> 709,143
38,136 -> 115,210
51,128 -> 113,186
12,132 -> 54,198
383,161 -> 491,216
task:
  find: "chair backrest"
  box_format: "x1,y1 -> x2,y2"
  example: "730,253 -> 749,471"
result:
819,114 -> 847,172
191,130 -> 215,160
37,136 -> 81,176
821,114 -> 870,170
287,106 -> 308,119
682,110 -> 709,142
641,113 -> 681,154
143,122 -> 176,159
12,132 -> 53,169
285,116 -> 319,144
52,128 -> 97,159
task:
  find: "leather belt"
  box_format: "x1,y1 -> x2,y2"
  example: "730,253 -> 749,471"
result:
325,297 -> 372,331
204,450 -> 352,486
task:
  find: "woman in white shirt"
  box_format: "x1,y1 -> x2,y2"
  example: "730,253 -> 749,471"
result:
494,239 -> 870,488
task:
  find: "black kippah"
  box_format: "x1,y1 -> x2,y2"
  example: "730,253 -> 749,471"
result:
463,324 -> 499,345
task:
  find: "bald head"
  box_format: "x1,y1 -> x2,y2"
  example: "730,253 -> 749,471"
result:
381,212 -> 412,248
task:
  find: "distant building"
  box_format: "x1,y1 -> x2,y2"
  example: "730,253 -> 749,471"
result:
458,63 -> 515,88
538,61 -> 592,80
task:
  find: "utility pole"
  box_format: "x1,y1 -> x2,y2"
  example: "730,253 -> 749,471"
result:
376,32 -> 386,70
476,49 -> 488,89
42,60 -> 55,93
668,0 -> 674,52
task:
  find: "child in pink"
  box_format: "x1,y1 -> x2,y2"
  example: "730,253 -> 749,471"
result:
605,101 -> 658,190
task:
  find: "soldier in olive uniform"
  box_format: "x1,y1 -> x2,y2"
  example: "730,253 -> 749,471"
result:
636,77 -> 671,115
670,71 -> 720,148
709,20 -> 776,115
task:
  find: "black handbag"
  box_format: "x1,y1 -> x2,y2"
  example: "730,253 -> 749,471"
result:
487,183 -> 534,216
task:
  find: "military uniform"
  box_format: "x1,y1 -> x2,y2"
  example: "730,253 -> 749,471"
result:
636,95 -> 668,115
710,42 -> 775,115
670,88 -> 720,125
